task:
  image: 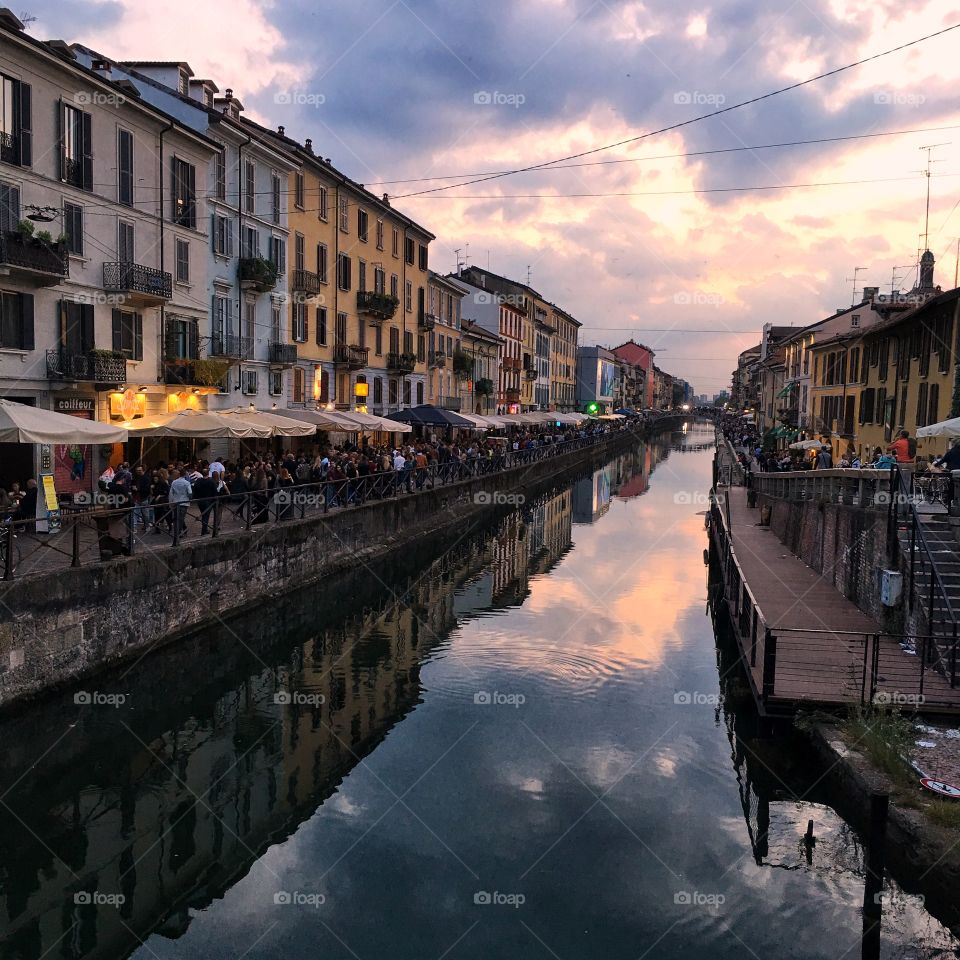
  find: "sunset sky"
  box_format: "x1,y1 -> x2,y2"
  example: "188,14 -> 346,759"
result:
28,0 -> 960,395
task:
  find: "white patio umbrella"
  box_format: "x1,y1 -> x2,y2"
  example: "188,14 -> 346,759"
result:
216,406 -> 318,437
457,412 -> 496,429
278,408 -> 412,433
917,416 -> 960,439
119,408 -> 273,439
789,439 -> 824,450
0,398 -> 128,444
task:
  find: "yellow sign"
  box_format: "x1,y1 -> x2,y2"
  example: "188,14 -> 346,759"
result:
354,381 -> 369,398
42,474 -> 58,511
111,390 -> 146,420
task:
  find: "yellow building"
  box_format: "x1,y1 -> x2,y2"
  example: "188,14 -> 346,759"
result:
550,306 -> 579,411
806,332 -> 864,462
253,127 -> 434,414
426,271 -> 466,410
857,285 -> 958,462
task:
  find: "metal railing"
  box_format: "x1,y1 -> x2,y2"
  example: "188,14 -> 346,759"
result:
210,333 -> 254,360
102,261 -> 173,300
0,232 -> 70,278
751,468 -> 892,507
0,426 -> 645,582
334,344 -> 368,369
292,269 -> 321,297
46,350 -> 126,382
269,342 -> 298,365
357,290 -> 399,320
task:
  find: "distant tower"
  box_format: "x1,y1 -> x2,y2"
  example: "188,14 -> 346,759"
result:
919,249 -> 935,291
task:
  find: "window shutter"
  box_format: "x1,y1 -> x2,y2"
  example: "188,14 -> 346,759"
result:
134,313 -> 143,360
303,306 -> 309,343
81,303 -> 94,351
112,309 -> 122,352
17,82 -> 31,167
187,164 -> 196,227
0,184 -> 19,233
170,157 -> 177,222
210,212 -> 217,253
19,293 -> 34,350
81,111 -> 93,191
56,100 -> 64,181
226,219 -> 234,258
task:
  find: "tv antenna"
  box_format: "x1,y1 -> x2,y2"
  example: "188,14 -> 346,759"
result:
918,143 -> 950,251
846,266 -> 868,306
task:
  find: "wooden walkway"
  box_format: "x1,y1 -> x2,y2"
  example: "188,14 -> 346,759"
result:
714,478 -> 960,714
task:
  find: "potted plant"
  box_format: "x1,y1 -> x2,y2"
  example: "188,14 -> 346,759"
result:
475,378 -> 494,396
452,350 -> 473,378
15,219 -> 34,239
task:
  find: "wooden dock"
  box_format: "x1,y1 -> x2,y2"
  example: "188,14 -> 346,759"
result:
711,458 -> 960,715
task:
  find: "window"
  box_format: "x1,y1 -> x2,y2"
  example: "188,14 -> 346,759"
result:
244,299 -> 255,344
851,314 -> 860,328
319,369 -> 330,403
118,220 -> 134,262
392,228 -> 399,257
213,214 -> 233,257
319,185 -> 328,221
336,312 -> 347,345
269,369 -> 283,396
63,202 -> 83,256
62,301 -> 94,353
111,308 -> 143,360
317,242 -> 328,283
178,69 -> 189,96
418,243 -> 427,271
390,274 -> 399,300
171,157 -> 196,227
358,259 -> 366,293
376,219 -> 384,250
357,313 -> 366,349
0,182 -> 18,233
374,267 -> 385,294
0,290 -> 33,350
389,327 -> 399,353
243,369 -> 259,395
357,209 -> 368,241
215,149 -> 226,200
417,381 -> 424,405
373,377 -> 383,404
374,324 -> 382,356
271,173 -> 281,224
917,381 -> 929,427
61,104 -> 92,190
403,380 -> 412,406
244,160 -> 255,213
293,302 -> 307,342
338,194 -> 349,232
212,294 -> 233,345
404,330 -> 413,354
295,233 -> 305,271
293,367 -> 306,403
271,304 -> 281,342
117,129 -> 133,206
175,239 -> 189,283
269,236 -> 285,275
417,335 -> 425,362
389,378 -> 398,405
405,280 -> 412,312
166,316 -> 199,360
295,173 -> 304,208
316,306 -> 327,346
0,74 -> 32,167
404,237 -> 415,264
929,383 -> 940,426
337,253 -> 352,291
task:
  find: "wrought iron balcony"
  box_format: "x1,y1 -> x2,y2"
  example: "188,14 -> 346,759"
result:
439,396 -> 462,411
505,388 -> 521,403
387,351 -> 417,374
163,360 -> 198,386
357,290 -> 399,320
103,261 -> 172,304
523,365 -> 537,380
0,131 -> 18,165
269,341 -> 298,366
0,232 -> 69,285
209,332 -> 254,361
292,268 -> 321,298
334,344 -> 369,370
503,356 -> 521,371
47,349 -> 126,383
428,350 -> 446,369
62,155 -> 84,189
419,312 -> 437,331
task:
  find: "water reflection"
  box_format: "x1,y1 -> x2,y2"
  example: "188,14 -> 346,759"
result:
1,425 -> 957,960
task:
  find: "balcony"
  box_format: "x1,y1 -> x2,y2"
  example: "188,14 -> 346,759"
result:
505,388 -> 521,404
387,351 -> 417,375
47,349 -> 126,385
0,232 -> 69,286
439,396 -> 462,411
163,359 -> 199,386
523,365 -> 537,381
503,356 -> 521,371
419,312 -> 437,331
357,290 -> 399,321
292,268 -> 321,298
269,342 -> 298,366
334,344 -> 369,370
0,131 -> 18,165
209,332 -> 254,361
103,261 -> 172,305
428,350 -> 446,369
238,256 -> 279,293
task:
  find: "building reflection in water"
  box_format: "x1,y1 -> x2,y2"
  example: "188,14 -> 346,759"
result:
0,471 -> 602,960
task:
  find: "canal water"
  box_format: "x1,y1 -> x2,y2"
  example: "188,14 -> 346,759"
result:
2,421 -> 957,960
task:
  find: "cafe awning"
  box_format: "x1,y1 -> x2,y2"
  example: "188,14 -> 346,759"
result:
216,407 -> 318,437
0,398 -> 128,444
119,409 -> 273,439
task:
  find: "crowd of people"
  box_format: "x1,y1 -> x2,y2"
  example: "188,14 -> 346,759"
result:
84,423 -> 613,537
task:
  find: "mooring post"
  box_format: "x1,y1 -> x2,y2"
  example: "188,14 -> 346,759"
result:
861,792 -> 888,960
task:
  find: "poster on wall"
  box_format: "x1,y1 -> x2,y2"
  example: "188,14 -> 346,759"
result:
53,398 -> 95,499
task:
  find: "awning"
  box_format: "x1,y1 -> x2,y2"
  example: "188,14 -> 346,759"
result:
917,416 -> 960,439
0,398 -> 128,444
386,405 -> 475,427
119,409 -> 273,439
278,408 -> 412,433
216,407 -> 318,437
776,385 -> 794,399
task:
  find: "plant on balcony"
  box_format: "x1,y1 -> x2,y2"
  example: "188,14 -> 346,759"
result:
475,378 -> 494,396
238,256 -> 279,291
15,219 -> 34,238
89,348 -> 124,359
360,291 -> 400,316
400,351 -> 416,367
35,230 -> 54,244
192,358 -> 231,387
452,350 -> 473,378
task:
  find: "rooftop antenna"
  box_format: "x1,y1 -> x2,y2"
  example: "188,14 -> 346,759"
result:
846,266 -> 868,306
453,247 -> 463,273
890,264 -> 912,297
464,242 -> 470,268
526,264 -> 532,286
919,143 -> 950,251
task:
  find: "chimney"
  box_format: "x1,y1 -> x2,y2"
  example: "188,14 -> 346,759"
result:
863,286 -> 879,301
919,249 -> 935,291
224,88 -> 233,100
277,125 -> 284,136
91,58 -> 111,73
304,138 -> 313,153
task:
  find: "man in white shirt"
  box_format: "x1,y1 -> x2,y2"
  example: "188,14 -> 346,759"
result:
392,450 -> 406,493
168,469 -> 193,536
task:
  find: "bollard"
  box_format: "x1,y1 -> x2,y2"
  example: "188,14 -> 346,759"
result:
3,523 -> 14,581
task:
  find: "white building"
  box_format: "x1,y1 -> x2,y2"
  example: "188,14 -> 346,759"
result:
0,14 -> 217,493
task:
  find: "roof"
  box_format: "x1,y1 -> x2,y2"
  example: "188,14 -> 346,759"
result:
859,286 -> 959,338
461,318 -> 502,343
121,60 -> 194,75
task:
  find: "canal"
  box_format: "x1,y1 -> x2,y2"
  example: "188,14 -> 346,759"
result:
2,420 -> 957,959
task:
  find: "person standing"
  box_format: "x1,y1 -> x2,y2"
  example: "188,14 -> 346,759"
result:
168,469 -> 193,536
888,429 -> 915,463
814,445 -> 833,470
191,468 -> 219,534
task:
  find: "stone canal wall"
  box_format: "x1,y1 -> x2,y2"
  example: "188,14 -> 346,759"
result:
0,425 -> 669,710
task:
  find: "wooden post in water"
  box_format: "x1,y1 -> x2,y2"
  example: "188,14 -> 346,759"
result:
861,792 -> 888,960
